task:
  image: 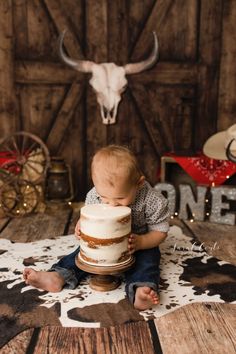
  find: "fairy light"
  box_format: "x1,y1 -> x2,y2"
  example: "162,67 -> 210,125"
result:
190,218 -> 194,223
226,175 -> 230,179
170,215 -> 174,219
212,182 -> 215,187
23,203 -> 27,207
174,212 -> 178,216
68,201 -> 72,206
204,188 -> 212,219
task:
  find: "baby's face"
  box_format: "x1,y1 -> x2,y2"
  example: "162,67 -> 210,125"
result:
94,179 -> 138,207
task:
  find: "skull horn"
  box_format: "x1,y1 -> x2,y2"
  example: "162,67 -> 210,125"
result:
59,30 -> 94,73
226,139 -> 236,163
124,32 -> 158,74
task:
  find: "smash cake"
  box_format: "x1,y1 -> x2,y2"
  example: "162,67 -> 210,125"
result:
79,204 -> 131,266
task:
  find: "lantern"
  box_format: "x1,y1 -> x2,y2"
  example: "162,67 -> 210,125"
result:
45,157 -> 74,201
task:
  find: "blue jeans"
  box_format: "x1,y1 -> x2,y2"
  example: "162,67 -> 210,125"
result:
50,246 -> 161,304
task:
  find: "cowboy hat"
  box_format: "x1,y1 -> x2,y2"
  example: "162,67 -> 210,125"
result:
203,123 -> 236,162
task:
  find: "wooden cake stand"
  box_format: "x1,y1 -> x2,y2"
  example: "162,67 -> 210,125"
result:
76,254 -> 135,291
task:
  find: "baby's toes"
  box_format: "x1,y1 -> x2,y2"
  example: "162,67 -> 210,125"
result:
149,289 -> 156,298
23,269 -> 29,279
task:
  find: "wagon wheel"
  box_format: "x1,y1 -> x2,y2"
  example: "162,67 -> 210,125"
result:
0,131 -> 50,183
0,177 -> 39,217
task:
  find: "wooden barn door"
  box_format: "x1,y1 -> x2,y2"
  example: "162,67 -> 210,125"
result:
105,0 -> 222,185
0,0 -> 223,199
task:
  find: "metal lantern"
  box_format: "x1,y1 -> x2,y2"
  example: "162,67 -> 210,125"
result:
46,157 -> 74,201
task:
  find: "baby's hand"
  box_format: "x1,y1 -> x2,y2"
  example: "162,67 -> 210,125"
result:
128,233 -> 139,254
75,220 -> 81,240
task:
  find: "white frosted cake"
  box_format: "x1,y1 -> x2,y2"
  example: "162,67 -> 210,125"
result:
79,204 -> 131,266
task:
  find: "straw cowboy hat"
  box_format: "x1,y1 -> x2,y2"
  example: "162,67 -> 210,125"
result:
203,124 -> 236,162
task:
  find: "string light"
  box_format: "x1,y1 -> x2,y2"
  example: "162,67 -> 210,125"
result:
157,177 -> 235,224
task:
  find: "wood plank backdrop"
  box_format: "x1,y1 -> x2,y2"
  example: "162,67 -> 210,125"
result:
0,0 -> 236,200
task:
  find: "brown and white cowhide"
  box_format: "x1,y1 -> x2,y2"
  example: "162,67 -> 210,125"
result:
0,225 -> 235,347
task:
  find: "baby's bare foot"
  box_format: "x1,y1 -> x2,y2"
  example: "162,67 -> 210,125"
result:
23,268 -> 65,292
134,286 -> 160,310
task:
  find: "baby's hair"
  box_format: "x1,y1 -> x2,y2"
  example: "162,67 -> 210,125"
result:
91,145 -> 143,187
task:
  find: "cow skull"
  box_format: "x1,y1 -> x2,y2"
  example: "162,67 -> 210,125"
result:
59,31 -> 158,124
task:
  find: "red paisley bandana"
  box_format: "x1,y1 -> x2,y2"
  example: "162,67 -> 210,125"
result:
166,153 -> 236,186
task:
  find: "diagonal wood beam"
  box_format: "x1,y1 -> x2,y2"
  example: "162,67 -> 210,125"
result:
46,81 -> 85,153
43,0 -> 84,58
42,0 -> 88,155
128,87 -> 168,156
130,0 -> 174,59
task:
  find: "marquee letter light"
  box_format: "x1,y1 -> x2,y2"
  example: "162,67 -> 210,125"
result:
178,184 -> 207,221
59,31 -> 158,124
210,186 -> 236,225
155,183 -> 176,215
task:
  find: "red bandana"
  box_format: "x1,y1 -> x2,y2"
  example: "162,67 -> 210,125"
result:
165,153 -> 236,186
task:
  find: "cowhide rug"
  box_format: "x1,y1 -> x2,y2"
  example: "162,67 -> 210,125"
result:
0,225 -> 235,348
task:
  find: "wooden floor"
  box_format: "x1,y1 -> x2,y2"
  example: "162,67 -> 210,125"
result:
0,202 -> 235,354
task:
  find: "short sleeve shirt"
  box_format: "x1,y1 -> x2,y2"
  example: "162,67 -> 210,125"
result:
85,181 -> 170,234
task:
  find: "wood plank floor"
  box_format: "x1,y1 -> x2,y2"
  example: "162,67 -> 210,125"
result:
155,302 -> 236,354
0,202 -> 235,353
1,302 -> 235,354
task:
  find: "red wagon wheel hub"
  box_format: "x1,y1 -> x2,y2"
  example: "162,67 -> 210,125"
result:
0,131 -> 50,183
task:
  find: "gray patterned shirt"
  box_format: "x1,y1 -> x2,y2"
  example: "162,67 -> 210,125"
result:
85,181 -> 170,234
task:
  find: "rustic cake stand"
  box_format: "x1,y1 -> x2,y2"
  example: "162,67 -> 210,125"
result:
76,254 -> 135,291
